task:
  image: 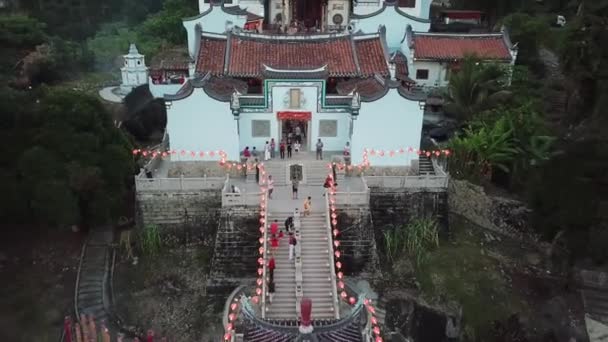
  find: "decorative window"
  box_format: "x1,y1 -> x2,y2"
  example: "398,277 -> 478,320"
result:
289,89 -> 301,109
252,120 -> 271,137
416,69 -> 429,80
137,60 -> 141,66
319,120 -> 338,137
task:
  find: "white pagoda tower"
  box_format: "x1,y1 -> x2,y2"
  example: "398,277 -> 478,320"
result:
120,44 -> 149,93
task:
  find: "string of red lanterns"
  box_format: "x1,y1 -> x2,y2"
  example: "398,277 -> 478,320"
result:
326,169 -> 384,342
223,162 -> 267,342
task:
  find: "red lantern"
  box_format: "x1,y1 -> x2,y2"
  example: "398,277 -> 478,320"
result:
379,150 -> 385,157
445,150 -> 451,156
257,278 -> 263,286
258,258 -> 264,265
334,250 -> 341,258
258,268 -> 263,275
332,219 -> 338,226
389,150 -> 395,157
340,291 -> 347,298
190,151 -> 196,157
226,323 -> 233,331
334,240 -> 340,247
252,296 -> 259,304
426,151 -> 431,157
349,297 -> 356,305
230,303 -> 238,311
259,237 -> 264,244
336,261 -> 342,269
228,313 -> 236,321
224,333 -> 231,341
370,150 -> 376,156
209,151 -> 216,157
256,287 -> 262,295
373,326 -> 381,335
371,317 -> 378,325
337,271 -> 343,279
259,247 -> 264,254
132,149 -> 138,155
338,281 -> 345,289
161,152 -> 167,157
142,151 -> 148,157
375,337 -> 383,342
333,229 -> 339,237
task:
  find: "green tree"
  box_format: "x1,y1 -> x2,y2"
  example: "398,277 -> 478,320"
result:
0,87 -> 134,228
445,56 -> 506,121
137,0 -> 198,45
0,15 -> 47,47
501,13 -> 550,67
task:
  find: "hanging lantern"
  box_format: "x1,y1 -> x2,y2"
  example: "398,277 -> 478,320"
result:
142,151 -> 148,157
231,303 -> 238,311
259,247 -> 264,254
259,237 -> 264,244
259,227 -> 264,233
338,281 -> 345,289
389,150 -> 395,157
258,257 -> 264,265
255,287 -> 262,295
370,150 -> 376,156
224,333 -> 231,341
445,150 -> 451,156
349,297 -> 356,305
170,150 -> 177,155
371,317 -> 378,325
425,151 -> 431,157
190,151 -> 196,157
209,151 -> 216,157
337,271 -> 343,279
256,278 -> 263,286
228,313 -> 236,321
333,229 -> 339,237
375,337 -> 383,342
252,296 -> 259,304
378,150 -> 385,157
132,149 -> 138,155
161,152 -> 168,157
340,291 -> 347,298
364,299 -> 370,305
373,326 -> 381,335
258,268 -> 263,275
226,323 -> 233,331
334,240 -> 340,247
334,250 -> 341,258
336,261 -> 342,269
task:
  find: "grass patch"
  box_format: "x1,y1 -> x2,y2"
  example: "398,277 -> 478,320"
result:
415,218 -> 526,336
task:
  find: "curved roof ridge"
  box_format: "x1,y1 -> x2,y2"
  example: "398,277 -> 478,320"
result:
230,30 -> 352,41
263,64 -> 328,73
414,31 -> 504,37
351,3 -> 430,23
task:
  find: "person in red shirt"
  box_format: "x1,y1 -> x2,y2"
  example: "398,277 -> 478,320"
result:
270,220 -> 279,235
267,256 -> 276,273
270,234 -> 279,253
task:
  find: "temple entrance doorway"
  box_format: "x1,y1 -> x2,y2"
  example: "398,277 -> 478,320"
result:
291,0 -> 323,28
277,111 -> 311,153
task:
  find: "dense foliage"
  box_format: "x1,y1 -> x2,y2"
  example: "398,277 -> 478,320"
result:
0,87 -> 135,228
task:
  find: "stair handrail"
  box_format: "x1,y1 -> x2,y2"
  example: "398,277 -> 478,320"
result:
240,294 -> 367,334
325,189 -> 341,319
261,190 -> 270,318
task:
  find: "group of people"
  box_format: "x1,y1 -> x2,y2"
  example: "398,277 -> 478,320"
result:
266,217 -> 298,304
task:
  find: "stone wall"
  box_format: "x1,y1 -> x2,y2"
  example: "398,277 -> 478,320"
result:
448,179 -> 537,241
369,189 -> 449,231
335,208 -> 378,277
136,189 -> 221,228
206,207 -> 259,299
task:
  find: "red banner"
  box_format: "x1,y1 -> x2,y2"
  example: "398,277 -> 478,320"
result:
277,111 -> 312,121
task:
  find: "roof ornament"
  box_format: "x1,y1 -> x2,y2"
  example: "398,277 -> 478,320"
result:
230,91 -> 241,116
351,92 -> 361,116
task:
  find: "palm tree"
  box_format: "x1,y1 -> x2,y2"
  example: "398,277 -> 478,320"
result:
448,116 -> 519,181
446,55 -> 506,121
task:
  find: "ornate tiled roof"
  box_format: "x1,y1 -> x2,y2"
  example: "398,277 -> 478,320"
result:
390,51 -> 411,82
150,48 -> 191,71
336,75 -> 389,102
196,31 -> 390,78
164,73 -> 247,102
195,35 -> 227,75
412,33 -> 512,61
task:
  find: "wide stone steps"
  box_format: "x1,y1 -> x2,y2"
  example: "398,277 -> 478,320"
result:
265,214 -> 297,319
299,213 -> 337,320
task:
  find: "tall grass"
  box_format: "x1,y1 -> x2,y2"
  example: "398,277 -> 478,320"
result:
383,218 -> 440,265
139,224 -> 162,256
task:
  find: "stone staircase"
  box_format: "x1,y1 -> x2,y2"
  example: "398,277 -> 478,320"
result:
264,162 -> 289,186
418,156 -> 435,175
300,211 -> 338,319
265,213 -> 298,319
306,161 -> 331,186
76,228 -> 114,325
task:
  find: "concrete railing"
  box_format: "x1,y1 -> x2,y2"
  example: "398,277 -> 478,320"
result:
222,190 -> 265,207
135,175 -> 225,192
294,208 -> 303,317
325,190 -> 341,319
365,174 -> 449,189
333,176 -> 370,206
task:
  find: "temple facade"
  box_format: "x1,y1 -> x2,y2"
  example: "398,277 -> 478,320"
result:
147,0 -> 517,167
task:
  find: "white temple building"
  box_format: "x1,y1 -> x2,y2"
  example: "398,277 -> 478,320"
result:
147,0 -> 518,166
120,44 -> 149,94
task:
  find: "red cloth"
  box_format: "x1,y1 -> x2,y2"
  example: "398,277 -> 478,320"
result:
268,257 -> 275,270
271,238 -> 279,248
301,298 -> 312,327
277,111 -> 312,121
270,222 -> 279,235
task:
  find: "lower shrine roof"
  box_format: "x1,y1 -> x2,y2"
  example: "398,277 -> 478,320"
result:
195,30 -> 391,78
412,32 -> 513,61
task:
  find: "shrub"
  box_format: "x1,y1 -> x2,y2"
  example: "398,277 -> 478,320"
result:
139,224 -> 162,256
383,218 -> 440,266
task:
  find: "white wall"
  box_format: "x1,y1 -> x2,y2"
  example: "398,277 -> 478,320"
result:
410,61 -> 446,87
166,88 -> 240,161
351,8 -> 430,50
183,8 -> 247,58
351,89 -> 423,166
149,81 -> 186,98
238,84 -> 352,153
